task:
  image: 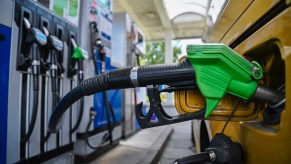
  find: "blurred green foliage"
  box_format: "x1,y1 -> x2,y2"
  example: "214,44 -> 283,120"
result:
140,41 -> 182,65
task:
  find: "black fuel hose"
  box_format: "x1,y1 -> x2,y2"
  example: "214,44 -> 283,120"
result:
41,33 -> 64,144
85,112 -> 104,150
103,91 -> 113,144
70,60 -> 85,133
97,53 -> 116,145
51,51 -> 59,106
20,47 -> 40,145
49,59 -> 195,132
42,51 -> 60,145
21,90 -> 39,145
85,118 -> 99,149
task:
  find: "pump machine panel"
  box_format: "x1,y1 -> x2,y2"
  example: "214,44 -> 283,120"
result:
4,0 -> 80,163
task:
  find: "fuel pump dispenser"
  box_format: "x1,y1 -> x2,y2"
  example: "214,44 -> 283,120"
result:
48,44 -> 285,163
131,23 -> 145,67
66,32 -> 89,142
87,21 -> 117,148
42,27 -> 63,108
69,38 -> 88,135
5,1 -> 75,163
65,24 -> 81,143
0,4 -> 12,162
73,4 -> 124,160
51,16 -> 73,149
130,22 -> 146,130
40,26 -> 64,150
52,16 -> 66,78
19,17 -> 47,159
112,13 -> 142,138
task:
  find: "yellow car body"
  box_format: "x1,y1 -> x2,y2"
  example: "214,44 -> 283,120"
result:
174,0 -> 291,163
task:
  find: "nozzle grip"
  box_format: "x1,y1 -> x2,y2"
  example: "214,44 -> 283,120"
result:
137,59 -> 195,86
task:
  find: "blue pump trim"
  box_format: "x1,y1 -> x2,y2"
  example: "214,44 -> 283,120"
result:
0,24 -> 11,163
93,57 -> 122,128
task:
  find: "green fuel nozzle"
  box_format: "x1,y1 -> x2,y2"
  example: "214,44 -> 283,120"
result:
186,44 -> 262,117
70,38 -> 88,60
49,44 -> 284,132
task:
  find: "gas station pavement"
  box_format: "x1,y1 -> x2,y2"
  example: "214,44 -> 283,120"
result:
91,107 -> 196,164
158,121 -> 196,164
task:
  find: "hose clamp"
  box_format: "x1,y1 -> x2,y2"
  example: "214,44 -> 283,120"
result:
130,67 -> 139,87
51,64 -> 58,70
32,60 -> 40,66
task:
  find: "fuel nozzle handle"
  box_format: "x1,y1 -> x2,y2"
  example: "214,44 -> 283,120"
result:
70,38 -> 89,60
42,27 -> 63,52
48,59 -> 195,132
23,18 -> 47,90
23,18 -> 47,46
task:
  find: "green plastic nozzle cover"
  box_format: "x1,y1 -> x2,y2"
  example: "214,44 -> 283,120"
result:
72,47 -> 85,59
186,44 -> 262,117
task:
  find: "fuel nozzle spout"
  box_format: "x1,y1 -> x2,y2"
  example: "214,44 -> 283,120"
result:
48,59 -> 195,132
